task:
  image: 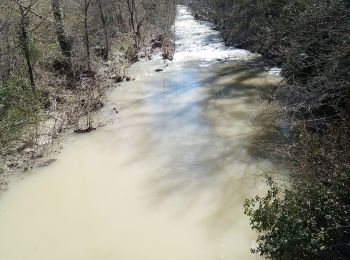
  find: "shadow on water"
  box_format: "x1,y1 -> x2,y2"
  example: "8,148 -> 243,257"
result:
134,58 -> 280,236
108,45 -> 280,242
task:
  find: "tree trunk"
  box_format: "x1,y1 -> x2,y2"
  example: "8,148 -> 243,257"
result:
52,0 -> 75,86
2,23 -> 12,82
51,0 -> 72,59
97,0 -> 109,60
19,6 -> 35,90
126,0 -> 136,33
84,0 -> 92,72
126,0 -> 140,48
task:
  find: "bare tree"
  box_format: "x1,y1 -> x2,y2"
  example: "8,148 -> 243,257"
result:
0,7 -> 14,83
96,0 -> 109,59
16,1 -> 35,89
52,0 -> 72,60
51,0 -> 76,85
83,0 -> 92,72
126,0 -> 138,46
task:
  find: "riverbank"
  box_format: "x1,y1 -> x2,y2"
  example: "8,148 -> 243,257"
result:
0,0 -> 176,192
0,48 -> 119,191
0,36 -> 174,192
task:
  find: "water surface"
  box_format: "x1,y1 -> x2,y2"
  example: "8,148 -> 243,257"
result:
0,5 -> 279,260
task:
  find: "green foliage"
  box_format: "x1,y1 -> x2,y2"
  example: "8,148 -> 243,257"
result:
245,174 -> 350,259
28,41 -> 43,65
0,80 -> 43,148
245,120 -> 350,258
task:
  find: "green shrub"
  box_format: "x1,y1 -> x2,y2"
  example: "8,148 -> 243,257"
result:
28,41 -> 43,65
245,174 -> 350,259
0,80 -> 43,149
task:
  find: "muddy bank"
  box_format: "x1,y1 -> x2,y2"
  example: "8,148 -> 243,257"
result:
0,51 -> 133,191
0,25 -> 178,191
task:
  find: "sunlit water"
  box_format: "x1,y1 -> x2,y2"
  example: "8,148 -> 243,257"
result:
0,5 -> 280,260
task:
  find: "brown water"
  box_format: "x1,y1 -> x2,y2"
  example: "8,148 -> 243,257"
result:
0,5 -> 280,260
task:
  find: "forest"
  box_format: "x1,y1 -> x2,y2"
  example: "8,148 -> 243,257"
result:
190,0 -> 350,258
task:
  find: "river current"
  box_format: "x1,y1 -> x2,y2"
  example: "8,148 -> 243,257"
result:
0,5 -> 280,260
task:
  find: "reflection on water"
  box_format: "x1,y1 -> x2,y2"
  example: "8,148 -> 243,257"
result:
0,5 -> 280,260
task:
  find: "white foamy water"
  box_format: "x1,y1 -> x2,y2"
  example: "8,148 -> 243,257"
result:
173,6 -> 252,64
0,5 -> 282,260
268,67 -> 282,76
